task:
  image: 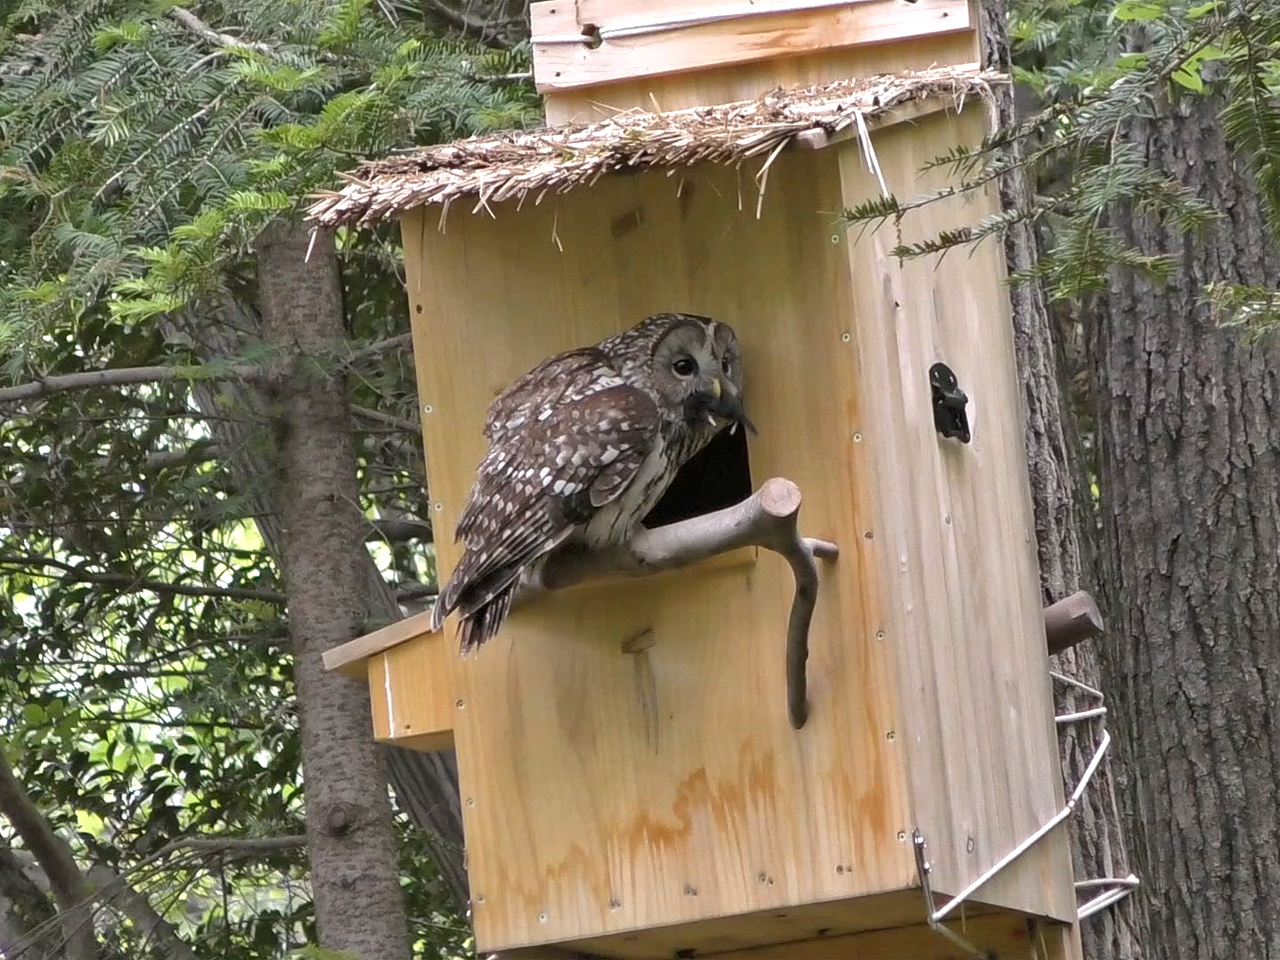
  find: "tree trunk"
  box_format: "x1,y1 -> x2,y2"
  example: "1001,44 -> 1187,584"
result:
166,295 -> 470,914
1088,89 -> 1280,960
979,4 -> 1142,958
256,217 -> 412,960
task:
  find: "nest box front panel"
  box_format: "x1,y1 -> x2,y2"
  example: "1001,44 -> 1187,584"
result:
400,149 -> 915,953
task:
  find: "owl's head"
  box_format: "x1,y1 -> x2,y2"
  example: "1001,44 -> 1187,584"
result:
639,313 -> 754,435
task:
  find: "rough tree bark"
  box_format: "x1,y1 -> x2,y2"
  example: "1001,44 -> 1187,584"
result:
979,3 -> 1142,957
0,753 -> 96,960
166,296 -> 470,913
1088,89 -> 1280,960
256,217 -> 412,960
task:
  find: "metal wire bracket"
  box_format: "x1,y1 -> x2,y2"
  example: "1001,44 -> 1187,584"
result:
911,708 -> 1136,957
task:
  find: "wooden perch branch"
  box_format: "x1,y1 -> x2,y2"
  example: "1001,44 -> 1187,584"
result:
531,477 -> 838,730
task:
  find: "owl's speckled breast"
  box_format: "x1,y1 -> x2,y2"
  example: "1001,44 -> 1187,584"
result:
582,420 -> 720,548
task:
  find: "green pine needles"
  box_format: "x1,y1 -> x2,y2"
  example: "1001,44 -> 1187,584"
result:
839,0 -> 1280,336
0,0 -> 540,369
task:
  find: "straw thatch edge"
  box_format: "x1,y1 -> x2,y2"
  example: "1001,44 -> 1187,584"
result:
305,63 -> 1007,228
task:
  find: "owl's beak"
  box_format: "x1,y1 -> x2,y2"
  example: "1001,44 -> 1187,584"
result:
710,377 -> 722,400
715,381 -> 757,437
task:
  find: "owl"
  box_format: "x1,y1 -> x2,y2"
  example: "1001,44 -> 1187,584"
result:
429,312 -> 753,653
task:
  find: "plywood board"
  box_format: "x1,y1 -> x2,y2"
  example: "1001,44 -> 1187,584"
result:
531,0 -> 970,92
400,148 -> 914,953
367,634 -> 456,752
542,32 -> 979,125
560,890 -> 1006,959
703,908 -> 1038,959
835,107 -> 1076,923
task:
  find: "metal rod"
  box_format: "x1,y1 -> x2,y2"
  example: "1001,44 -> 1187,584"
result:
1076,875 -> 1140,890
932,731 -> 1111,923
912,831 -> 989,960
1056,706 -> 1107,724
1078,881 -> 1139,921
1049,670 -> 1104,700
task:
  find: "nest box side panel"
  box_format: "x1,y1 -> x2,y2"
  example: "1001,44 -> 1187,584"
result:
398,151 -> 915,955
836,107 -> 1076,924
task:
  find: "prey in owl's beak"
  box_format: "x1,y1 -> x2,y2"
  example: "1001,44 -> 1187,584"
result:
684,377 -> 758,436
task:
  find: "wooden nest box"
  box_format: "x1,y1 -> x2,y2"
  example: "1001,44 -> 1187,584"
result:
314,2 -> 1091,957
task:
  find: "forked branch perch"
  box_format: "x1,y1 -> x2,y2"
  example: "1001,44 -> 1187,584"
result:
529,477 -> 839,730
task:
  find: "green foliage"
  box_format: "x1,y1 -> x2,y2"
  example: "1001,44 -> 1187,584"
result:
0,1 -> 526,957
841,0 -> 1280,335
0,0 -> 539,357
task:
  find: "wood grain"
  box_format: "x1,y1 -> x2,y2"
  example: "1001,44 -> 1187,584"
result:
367,634 -> 456,752
323,610 -> 433,676
836,105 -> 1076,924
401,147 -> 913,954
364,100 -> 1074,958
703,909 -> 1041,959
534,0 -> 980,126
531,0 -> 970,93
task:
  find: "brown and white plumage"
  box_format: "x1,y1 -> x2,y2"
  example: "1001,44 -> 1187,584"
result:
430,312 -> 751,653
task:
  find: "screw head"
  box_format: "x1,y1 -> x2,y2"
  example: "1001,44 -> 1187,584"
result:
897,830 -> 907,842
422,404 -> 434,414
433,502 -> 444,512
875,629 -> 886,641
455,698 -> 466,709
853,431 -> 863,442
886,730 -> 896,741
841,332 -> 851,343
537,913 -> 548,924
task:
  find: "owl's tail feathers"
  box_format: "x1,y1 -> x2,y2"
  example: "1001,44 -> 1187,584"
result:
429,526 -> 574,653
429,558 -> 525,654
455,582 -> 518,654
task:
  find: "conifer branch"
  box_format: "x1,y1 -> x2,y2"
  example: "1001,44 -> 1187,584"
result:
168,7 -> 273,55
350,404 -> 422,436
0,364 -> 261,404
0,555 -> 285,603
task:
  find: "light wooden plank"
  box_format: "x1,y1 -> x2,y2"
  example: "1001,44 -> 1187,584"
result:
836,106 -> 1076,924
323,609 -> 434,676
400,150 -> 914,954
542,32 -> 979,125
557,890 -> 1009,959
367,635 -> 457,751
702,909 -> 1038,959
531,0 -> 970,92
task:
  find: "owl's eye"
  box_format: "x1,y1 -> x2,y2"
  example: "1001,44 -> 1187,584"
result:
721,356 -> 733,375
671,357 -> 697,377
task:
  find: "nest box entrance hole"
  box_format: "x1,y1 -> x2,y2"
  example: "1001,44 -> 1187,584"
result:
641,426 -> 753,529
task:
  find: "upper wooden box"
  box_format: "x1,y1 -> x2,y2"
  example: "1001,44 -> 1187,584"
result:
314,3 -> 1078,958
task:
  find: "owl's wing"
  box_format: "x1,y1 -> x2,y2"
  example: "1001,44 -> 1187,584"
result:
432,371 -> 661,638
481,347 -> 617,443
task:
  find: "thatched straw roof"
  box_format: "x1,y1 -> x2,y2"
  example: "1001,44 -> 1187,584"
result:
305,63 -> 1005,228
